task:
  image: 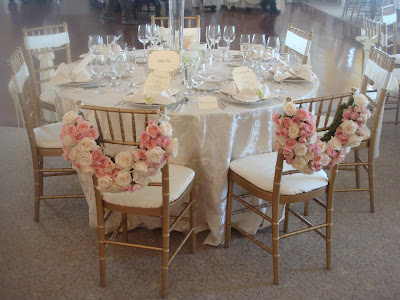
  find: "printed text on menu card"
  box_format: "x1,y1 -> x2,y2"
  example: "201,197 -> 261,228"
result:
232,66 -> 259,91
143,70 -> 173,96
148,50 -> 180,74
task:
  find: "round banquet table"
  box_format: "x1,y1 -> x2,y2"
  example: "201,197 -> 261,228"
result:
54,51 -> 319,246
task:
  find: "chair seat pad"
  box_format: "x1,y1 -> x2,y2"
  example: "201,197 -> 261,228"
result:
103,164 -> 195,208
229,152 -> 328,196
40,90 -> 55,105
317,115 -> 370,141
34,122 -> 63,148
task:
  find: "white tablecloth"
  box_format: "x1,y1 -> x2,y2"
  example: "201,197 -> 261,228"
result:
54,51 -> 318,245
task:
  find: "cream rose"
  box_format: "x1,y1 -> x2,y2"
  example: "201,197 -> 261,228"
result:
62,111 -> 78,124
137,174 -> 151,187
284,102 -> 296,117
134,161 -> 148,173
341,120 -> 358,136
308,132 -> 318,144
77,137 -> 97,152
321,153 -> 331,166
327,136 -> 342,150
97,176 -> 113,191
115,151 -> 134,170
294,143 -> 307,156
288,124 -> 300,139
76,151 -> 93,167
292,156 -> 307,170
276,136 -> 285,146
346,134 -> 362,148
115,171 -> 132,188
63,135 -> 76,147
68,146 -> 79,161
354,94 -> 368,108
147,146 -> 166,164
305,151 -> 314,161
159,121 -> 173,137
317,140 -> 327,153
165,138 -> 178,158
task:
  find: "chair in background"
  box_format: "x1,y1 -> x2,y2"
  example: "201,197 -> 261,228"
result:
151,15 -> 201,28
224,94 -> 346,284
283,23 -> 312,65
8,48 -> 84,222
22,22 -> 71,119
334,47 -> 395,212
81,105 -> 196,298
379,4 -> 397,55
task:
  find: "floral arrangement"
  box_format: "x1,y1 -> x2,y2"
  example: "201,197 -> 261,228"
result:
60,110 -> 178,193
273,92 -> 371,174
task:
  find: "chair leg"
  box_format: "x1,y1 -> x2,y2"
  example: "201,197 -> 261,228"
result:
272,201 -> 279,285
368,154 -> 375,213
354,149 -> 361,189
34,167 -> 40,222
304,200 -> 309,216
396,92 -> 400,125
97,208 -> 106,287
326,194 -> 333,270
161,212 -> 170,298
122,213 -> 128,243
190,188 -> 196,254
224,175 -> 234,248
283,204 -> 290,233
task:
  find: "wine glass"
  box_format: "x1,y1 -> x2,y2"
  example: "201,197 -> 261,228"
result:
240,34 -> 251,64
113,42 -> 127,92
267,36 -> 280,62
207,25 -> 221,50
149,24 -> 160,48
223,25 -> 236,53
90,54 -> 105,94
274,53 -> 289,96
138,24 -> 150,54
196,60 -> 212,96
126,46 -> 136,88
252,33 -> 266,46
88,35 -> 103,55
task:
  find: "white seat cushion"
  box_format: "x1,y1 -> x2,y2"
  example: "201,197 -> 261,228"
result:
229,152 -> 328,196
103,164 -> 195,208
40,90 -> 55,105
34,122 -> 63,148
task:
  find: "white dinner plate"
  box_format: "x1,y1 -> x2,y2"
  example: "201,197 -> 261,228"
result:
125,95 -> 186,110
193,82 -> 222,92
219,92 -> 274,106
56,79 -> 99,88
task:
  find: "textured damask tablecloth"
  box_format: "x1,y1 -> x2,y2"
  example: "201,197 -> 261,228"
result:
54,53 -> 318,245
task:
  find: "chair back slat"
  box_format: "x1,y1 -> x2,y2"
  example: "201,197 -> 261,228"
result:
118,112 -> 125,142
380,4 -> 397,53
284,24 -> 313,65
151,15 -> 201,29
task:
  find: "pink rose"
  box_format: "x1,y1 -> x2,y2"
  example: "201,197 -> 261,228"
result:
299,136 -> 307,144
353,106 -> 360,113
327,146 -> 335,157
280,128 -> 288,137
124,184 -> 142,192
76,121 -> 90,134
272,113 -> 280,123
282,148 -> 294,158
351,112 -> 358,120
285,138 -> 297,149
342,111 -> 351,120
146,124 -> 159,138
86,128 -> 99,140
145,139 -> 157,150
307,112 -> 314,123
313,153 -> 322,163
161,153 -> 168,163
74,132 -> 85,141
66,124 -> 76,136
292,116 -> 300,124
296,109 -> 308,121
140,132 -> 151,148
62,145 -> 69,160
283,117 -> 293,128
307,144 -> 315,152
131,149 -> 140,162
285,156 -> 293,164
275,141 -> 282,150
337,133 -> 349,144
358,129 -> 365,136
75,115 -> 84,123
314,163 -> 323,171
95,168 -> 105,177
313,144 -> 321,154
276,119 -> 283,127
299,129 -> 307,137
91,148 -> 103,162
156,136 -> 170,148
139,149 -> 147,160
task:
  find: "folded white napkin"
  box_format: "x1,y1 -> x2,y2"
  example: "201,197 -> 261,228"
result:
51,56 -> 92,85
124,86 -> 176,105
272,63 -> 314,83
220,82 -> 271,102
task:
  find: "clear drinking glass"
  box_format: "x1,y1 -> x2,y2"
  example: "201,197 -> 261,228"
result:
207,25 -> 221,50
218,40 -> 229,62
138,24 -> 150,54
252,33 -> 266,46
267,36 -> 280,62
274,53 -> 289,96
149,24 -> 160,48
88,35 -> 103,55
223,25 -> 236,54
240,34 -> 251,64
126,46 -> 136,88
192,42 -> 208,63
90,54 -> 105,94
113,42 -> 127,93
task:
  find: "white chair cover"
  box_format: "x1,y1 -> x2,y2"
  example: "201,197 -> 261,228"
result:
285,30 -> 311,65
23,32 -> 70,50
381,13 -> 397,25
11,62 -> 30,94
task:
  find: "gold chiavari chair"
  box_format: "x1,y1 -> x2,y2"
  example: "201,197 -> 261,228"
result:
22,22 -> 71,118
80,104 -> 196,299
379,4 -> 397,54
224,92 -> 350,283
283,24 -> 312,65
8,48 -> 84,222
151,15 -> 201,28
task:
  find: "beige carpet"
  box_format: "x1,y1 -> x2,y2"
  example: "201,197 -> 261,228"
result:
0,117 -> 400,299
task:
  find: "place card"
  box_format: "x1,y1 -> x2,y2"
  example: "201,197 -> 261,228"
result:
198,95 -> 219,109
148,50 -> 180,74
232,66 -> 260,92
142,70 -> 173,98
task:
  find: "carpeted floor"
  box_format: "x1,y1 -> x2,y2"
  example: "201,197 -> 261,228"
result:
1,107 -> 400,299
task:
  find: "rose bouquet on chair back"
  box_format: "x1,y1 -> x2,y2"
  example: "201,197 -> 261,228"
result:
60,110 -> 178,193
273,92 -> 371,174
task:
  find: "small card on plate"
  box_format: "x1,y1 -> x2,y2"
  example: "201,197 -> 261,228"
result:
232,66 -> 259,92
148,50 -> 180,74
143,70 -> 173,97
198,96 -> 219,109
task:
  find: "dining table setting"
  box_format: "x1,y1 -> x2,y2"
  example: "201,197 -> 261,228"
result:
48,25 -> 320,246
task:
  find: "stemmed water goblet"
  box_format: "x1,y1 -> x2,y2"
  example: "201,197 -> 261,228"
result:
207,25 -> 221,50
240,34 -> 251,65
274,53 -> 289,97
149,24 -> 160,48
223,25 -> 235,55
88,35 -> 103,55
138,24 -> 150,54
266,36 -> 280,64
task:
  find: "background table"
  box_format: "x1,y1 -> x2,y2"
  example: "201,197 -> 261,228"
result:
55,51 -> 319,245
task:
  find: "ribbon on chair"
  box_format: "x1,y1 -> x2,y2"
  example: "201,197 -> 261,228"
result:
34,51 -> 56,92
24,32 -> 70,50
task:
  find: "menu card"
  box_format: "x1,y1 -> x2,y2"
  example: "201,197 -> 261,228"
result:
148,50 -> 180,74
143,70 -> 173,98
232,66 -> 260,92
198,96 -> 218,109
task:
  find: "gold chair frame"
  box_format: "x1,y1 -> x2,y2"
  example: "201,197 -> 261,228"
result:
22,22 -> 71,114
81,104 -> 196,299
284,23 -> 312,65
151,15 -> 201,28
225,94 -> 348,284
380,4 -> 397,54
8,48 -> 84,222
